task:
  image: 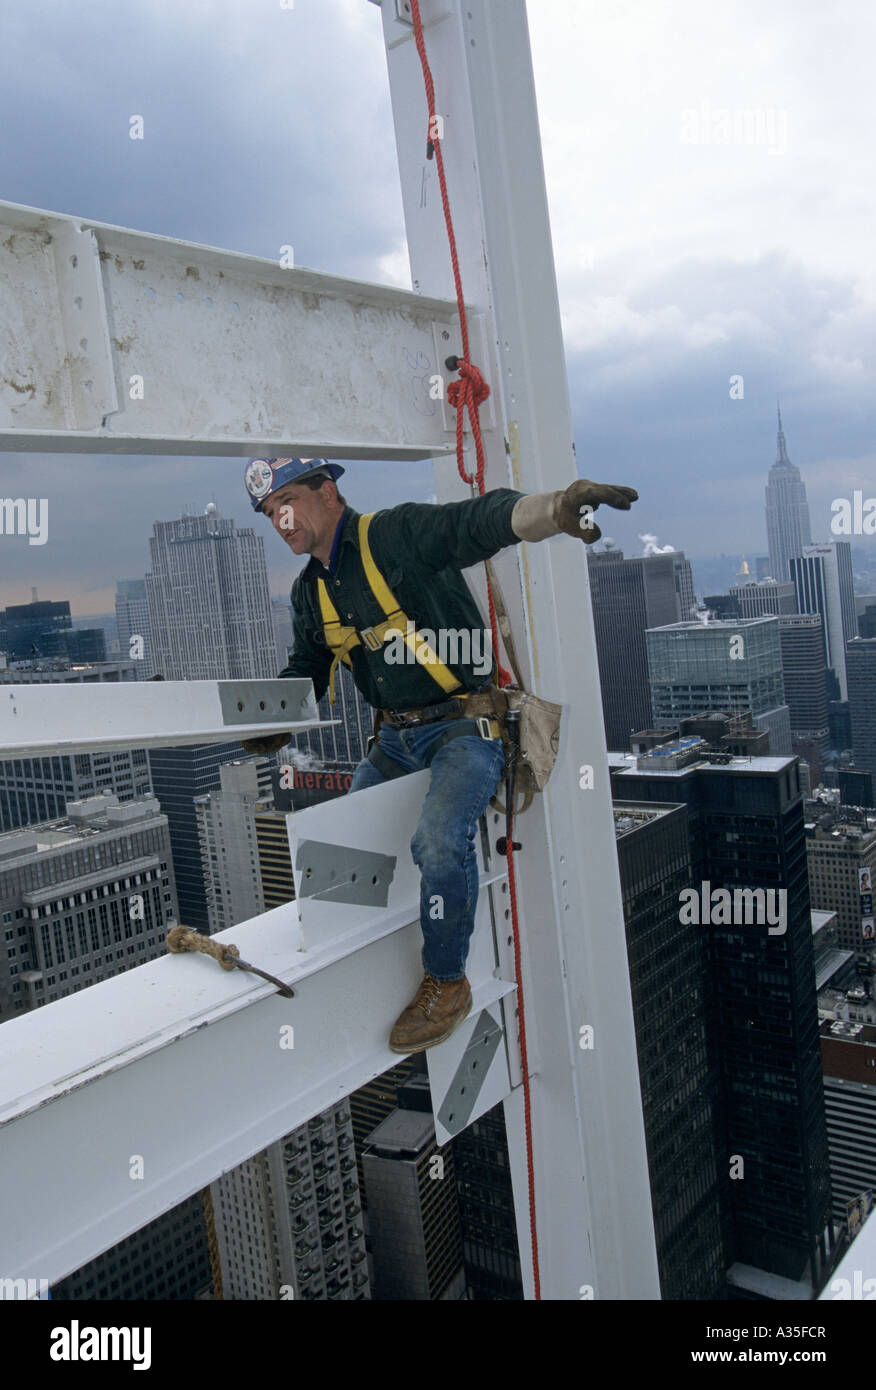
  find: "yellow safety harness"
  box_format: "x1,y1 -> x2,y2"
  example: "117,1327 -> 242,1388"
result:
316,512 -> 464,706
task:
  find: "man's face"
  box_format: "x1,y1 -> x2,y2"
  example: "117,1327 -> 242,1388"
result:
260,480 -> 332,555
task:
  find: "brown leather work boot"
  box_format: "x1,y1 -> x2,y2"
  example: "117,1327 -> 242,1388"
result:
388,973 -> 472,1054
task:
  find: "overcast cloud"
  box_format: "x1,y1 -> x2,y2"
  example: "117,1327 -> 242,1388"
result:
1,0 -> 873,614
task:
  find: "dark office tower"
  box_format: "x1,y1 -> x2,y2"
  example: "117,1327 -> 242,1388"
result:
50,1194 -> 212,1301
779,615 -> 831,782
613,800 -> 725,1299
765,403 -> 812,582
350,1059 -> 418,1213
362,1105 -> 465,1300
838,768 -> 875,811
646,617 -> 792,754
115,579 -> 154,679
857,600 -> 876,639
790,542 -> 857,701
147,742 -> 249,932
609,749 -> 834,1294
846,639 -> 876,809
587,546 -> 693,751
704,594 -> 741,621
0,599 -> 71,659
452,1102 -> 523,1300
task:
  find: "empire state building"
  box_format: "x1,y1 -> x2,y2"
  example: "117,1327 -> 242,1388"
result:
765,402 -> 812,582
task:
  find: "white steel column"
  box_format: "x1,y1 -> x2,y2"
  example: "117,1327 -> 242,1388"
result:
379,0 -> 660,1299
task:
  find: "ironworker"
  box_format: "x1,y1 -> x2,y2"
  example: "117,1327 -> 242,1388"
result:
242,457 -> 637,1053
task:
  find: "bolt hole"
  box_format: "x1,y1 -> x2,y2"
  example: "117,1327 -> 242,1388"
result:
371,875 -> 378,885
237,700 -> 244,711
80,338 -> 88,351
204,296 -> 213,306
507,936 -> 512,945
259,700 -> 265,710
146,287 -> 156,297
70,254 -> 78,267
280,699 -> 287,709
351,873 -> 357,882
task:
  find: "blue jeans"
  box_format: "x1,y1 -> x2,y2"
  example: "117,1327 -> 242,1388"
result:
350,722 -> 506,981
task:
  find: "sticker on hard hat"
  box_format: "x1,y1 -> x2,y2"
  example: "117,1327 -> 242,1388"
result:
245,459 -> 277,498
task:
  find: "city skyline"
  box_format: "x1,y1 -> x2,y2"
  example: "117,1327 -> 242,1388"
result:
1,1 -> 876,610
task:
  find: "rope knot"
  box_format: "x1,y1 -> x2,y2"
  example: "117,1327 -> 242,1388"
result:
447,360 -> 490,410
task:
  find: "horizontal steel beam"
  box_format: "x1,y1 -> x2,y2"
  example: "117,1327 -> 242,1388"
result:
0,200 -> 475,459
0,771 -> 515,1285
0,679 -> 335,759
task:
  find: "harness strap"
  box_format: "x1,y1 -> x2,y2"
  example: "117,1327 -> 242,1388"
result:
316,513 -> 464,704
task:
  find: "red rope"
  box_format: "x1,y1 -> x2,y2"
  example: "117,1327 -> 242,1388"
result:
410,0 -> 541,1301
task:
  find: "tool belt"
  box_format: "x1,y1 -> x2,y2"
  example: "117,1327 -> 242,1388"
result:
367,682 -> 561,812
380,687 -> 499,730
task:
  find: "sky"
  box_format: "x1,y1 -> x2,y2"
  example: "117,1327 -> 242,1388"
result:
1,0 -> 874,615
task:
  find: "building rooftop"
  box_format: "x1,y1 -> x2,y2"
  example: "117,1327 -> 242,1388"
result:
608,751 -> 796,777
0,794 -> 163,863
363,1106 -> 435,1156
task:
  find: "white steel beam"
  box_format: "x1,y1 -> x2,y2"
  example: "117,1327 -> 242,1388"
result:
0,199 -> 470,459
0,771 -> 514,1286
379,0 -> 660,1299
0,678 -> 335,759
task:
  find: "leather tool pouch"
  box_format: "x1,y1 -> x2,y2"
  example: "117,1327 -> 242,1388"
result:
485,685 -> 563,815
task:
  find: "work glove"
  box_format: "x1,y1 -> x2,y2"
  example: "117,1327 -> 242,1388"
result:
240,732 -> 292,754
511,478 -> 638,544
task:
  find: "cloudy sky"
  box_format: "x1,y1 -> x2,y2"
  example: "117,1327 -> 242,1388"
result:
1,0 -> 874,615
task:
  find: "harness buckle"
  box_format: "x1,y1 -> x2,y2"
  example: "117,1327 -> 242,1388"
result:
475,716 -> 493,739
359,626 -> 383,651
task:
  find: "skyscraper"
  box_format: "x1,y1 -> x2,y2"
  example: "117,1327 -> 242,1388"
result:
765,403 -> 812,582
730,580 -> 797,618
779,614 -> 832,780
145,504 -> 276,680
587,546 -> 695,751
195,758 -> 277,934
147,742 -> 250,932
846,638 -> 876,808
613,798 -> 725,1298
790,542 -> 857,700
115,579 -> 155,679
645,617 -> 792,754
210,1103 -> 370,1300
0,792 -> 178,1020
609,747 -> 835,1292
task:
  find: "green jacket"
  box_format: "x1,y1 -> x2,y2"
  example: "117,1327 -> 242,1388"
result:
278,490 -> 524,710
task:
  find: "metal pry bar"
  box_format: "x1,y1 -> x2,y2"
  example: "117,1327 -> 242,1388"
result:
166,925 -> 295,998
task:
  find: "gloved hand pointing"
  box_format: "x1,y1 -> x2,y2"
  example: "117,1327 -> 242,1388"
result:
511,478 -> 638,544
